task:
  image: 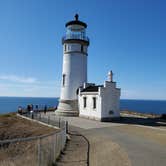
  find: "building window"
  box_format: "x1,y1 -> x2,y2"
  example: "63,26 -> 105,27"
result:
93,97 -> 96,109
81,45 -> 84,52
83,97 -> 87,108
64,44 -> 67,51
62,74 -> 66,86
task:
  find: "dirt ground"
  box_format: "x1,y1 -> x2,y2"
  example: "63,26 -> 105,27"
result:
0,113 -> 57,140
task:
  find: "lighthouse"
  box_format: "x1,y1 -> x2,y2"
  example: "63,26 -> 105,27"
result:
56,14 -> 89,116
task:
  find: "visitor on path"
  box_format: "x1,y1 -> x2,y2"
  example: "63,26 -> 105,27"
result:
35,105 -> 39,112
27,104 -> 31,113
31,104 -> 34,111
18,106 -> 22,114
44,105 -> 47,114
30,110 -> 34,119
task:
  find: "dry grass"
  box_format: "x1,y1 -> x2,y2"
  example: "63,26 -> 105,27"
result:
0,113 -> 58,165
0,113 -> 56,140
0,140 -> 37,166
121,110 -> 160,118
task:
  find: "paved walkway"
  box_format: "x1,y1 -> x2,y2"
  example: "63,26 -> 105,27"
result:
56,133 -> 88,166
82,126 -> 166,166
44,113 -> 125,129
44,112 -> 166,166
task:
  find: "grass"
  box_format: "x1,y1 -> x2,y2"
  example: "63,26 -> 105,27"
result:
0,113 -> 58,166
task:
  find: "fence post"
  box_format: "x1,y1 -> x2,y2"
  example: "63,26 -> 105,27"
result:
59,117 -> 61,128
48,115 -> 50,124
38,137 -> 41,166
60,129 -> 63,152
55,134 -> 58,158
66,121 -> 68,134
53,134 -> 56,163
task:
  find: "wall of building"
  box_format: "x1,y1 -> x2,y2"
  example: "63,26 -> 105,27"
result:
99,81 -> 120,118
78,81 -> 120,121
78,92 -> 102,120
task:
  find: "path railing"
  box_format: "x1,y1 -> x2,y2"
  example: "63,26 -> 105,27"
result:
0,113 -> 67,166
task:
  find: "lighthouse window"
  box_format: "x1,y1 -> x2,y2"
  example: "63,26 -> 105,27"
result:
62,74 -> 66,86
64,44 -> 67,51
81,45 -> 84,52
83,97 -> 87,108
93,97 -> 96,109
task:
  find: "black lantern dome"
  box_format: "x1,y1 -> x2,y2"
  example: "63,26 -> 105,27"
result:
65,14 -> 87,28
62,14 -> 89,45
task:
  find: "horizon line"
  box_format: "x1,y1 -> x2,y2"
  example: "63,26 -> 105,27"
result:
0,96 -> 166,101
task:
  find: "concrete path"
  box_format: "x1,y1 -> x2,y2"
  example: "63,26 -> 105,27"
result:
60,116 -> 125,129
56,133 -> 88,166
44,113 -> 166,166
81,126 -> 166,166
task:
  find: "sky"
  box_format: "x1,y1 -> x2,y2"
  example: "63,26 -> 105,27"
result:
0,0 -> 166,99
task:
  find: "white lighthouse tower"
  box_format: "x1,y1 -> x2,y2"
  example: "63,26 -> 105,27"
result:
56,14 -> 89,116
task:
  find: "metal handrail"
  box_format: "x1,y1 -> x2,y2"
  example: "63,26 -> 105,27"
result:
62,34 -> 89,42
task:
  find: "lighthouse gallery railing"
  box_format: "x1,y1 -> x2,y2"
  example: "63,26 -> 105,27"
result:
62,34 -> 89,42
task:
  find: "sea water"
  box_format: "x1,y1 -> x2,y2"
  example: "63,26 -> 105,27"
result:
120,99 -> 166,114
0,97 -> 165,115
0,97 -> 58,114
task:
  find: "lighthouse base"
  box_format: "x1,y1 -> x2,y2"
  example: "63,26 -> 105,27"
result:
55,99 -> 79,117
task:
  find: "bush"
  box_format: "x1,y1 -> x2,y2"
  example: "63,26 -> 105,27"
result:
161,114 -> 166,120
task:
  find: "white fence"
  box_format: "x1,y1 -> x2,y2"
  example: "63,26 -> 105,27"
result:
0,113 -> 67,166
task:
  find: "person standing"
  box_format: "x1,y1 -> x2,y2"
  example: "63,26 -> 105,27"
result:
27,105 -> 31,113
35,105 -> 39,112
30,109 -> 34,119
31,104 -> 34,111
44,105 -> 47,114
18,106 -> 22,114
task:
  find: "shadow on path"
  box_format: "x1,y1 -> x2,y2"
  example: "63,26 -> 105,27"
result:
109,116 -> 166,128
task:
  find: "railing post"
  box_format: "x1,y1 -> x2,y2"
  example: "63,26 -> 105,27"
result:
38,138 -> 41,166
53,134 -> 56,163
48,115 -> 50,124
54,115 -> 55,125
59,117 -> 61,128
55,134 -> 58,158
66,121 -> 68,134
61,130 -> 63,150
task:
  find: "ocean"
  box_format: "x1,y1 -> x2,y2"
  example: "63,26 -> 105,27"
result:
0,97 -> 165,115
0,97 -> 58,114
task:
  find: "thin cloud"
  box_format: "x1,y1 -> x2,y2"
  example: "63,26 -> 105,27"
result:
0,75 -> 37,84
0,82 -> 60,97
0,74 -> 61,97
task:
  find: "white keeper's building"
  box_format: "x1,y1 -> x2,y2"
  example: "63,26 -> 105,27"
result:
56,14 -> 121,121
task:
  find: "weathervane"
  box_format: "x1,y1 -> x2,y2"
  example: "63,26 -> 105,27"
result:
75,14 -> 79,21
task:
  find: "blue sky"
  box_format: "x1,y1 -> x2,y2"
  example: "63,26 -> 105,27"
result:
0,0 -> 166,99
